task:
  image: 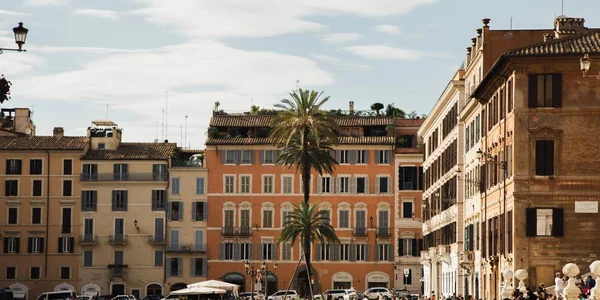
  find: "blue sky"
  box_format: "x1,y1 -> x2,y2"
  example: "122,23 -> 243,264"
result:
1,0 -> 599,148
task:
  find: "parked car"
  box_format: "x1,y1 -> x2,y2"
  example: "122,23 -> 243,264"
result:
0,288 -> 14,300
159,295 -> 179,300
364,288 -> 394,300
36,291 -> 78,300
239,292 -> 264,300
142,296 -> 162,300
111,295 -> 136,300
97,295 -> 113,300
267,290 -> 299,300
77,295 -> 93,300
325,289 -> 358,300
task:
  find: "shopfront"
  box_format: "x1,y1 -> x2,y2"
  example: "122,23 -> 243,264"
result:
9,283 -> 28,300
54,283 -> 75,292
332,272 -> 353,289
366,272 -> 390,289
81,284 -> 101,297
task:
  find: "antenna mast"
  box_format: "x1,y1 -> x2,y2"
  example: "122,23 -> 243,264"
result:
165,91 -> 169,140
106,104 -> 109,119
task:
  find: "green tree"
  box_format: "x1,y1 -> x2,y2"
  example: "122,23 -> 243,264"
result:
385,104 -> 406,119
277,201 -> 340,297
370,102 -> 384,115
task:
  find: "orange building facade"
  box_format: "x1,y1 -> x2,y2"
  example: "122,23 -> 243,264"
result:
205,112 -> 399,295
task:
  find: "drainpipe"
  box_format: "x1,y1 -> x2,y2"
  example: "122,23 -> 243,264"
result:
44,150 -> 50,277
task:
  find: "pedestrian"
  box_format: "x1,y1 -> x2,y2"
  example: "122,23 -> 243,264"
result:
555,273 -> 565,300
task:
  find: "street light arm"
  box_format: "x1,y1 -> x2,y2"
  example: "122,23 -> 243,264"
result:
0,48 -> 27,55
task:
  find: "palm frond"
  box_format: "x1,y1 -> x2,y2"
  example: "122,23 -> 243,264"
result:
277,201 -> 340,247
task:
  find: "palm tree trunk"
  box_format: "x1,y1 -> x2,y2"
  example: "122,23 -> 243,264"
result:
303,233 -> 313,298
302,128 -> 310,204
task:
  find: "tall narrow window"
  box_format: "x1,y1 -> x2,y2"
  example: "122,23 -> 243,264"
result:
262,210 -> 273,228
6,159 -> 22,175
63,159 -> 73,175
30,159 -> 42,175
8,207 -> 18,225
171,178 -> 180,195
262,175 -> 274,194
282,176 -> 293,194
529,74 -> 561,108
62,180 -> 72,197
224,176 -> 235,194
32,180 -> 42,197
535,140 -> 555,176
61,208 -> 72,234
240,175 -> 251,194
196,178 -> 205,195
32,207 -> 42,224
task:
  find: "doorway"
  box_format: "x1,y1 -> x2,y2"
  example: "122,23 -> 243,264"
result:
112,284 -> 125,296
147,284 -> 162,296
296,270 -> 309,298
264,273 -> 278,297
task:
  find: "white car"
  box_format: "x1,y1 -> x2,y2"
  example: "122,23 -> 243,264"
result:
267,290 -> 299,300
325,289 -> 358,300
364,288 -> 394,300
240,292 -> 265,300
111,296 -> 136,300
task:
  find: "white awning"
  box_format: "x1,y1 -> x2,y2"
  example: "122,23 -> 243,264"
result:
9,283 -> 28,299
81,284 -> 101,297
54,283 -> 75,292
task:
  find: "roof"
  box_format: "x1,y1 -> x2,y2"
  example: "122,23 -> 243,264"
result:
206,136 -> 395,145
82,142 -> 176,160
395,119 -> 425,127
179,148 -> 205,154
0,136 -> 88,150
472,31 -> 600,99
209,115 -> 394,127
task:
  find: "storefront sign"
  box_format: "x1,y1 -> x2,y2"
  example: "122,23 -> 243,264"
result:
54,283 -> 75,292
9,283 -> 28,299
82,284 -> 101,296
367,274 -> 388,283
332,272 -> 352,282
575,201 -> 598,213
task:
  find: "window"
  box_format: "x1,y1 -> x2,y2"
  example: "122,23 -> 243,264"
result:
376,150 -> 390,164
403,269 -> 412,285
221,243 -> 234,260
113,164 -> 128,180
260,243 -> 274,260
399,238 -> 415,256
152,164 -> 167,181
262,175 -> 274,193
526,208 -> 563,237
111,190 -> 128,211
30,267 -> 40,279
402,202 -> 413,219
320,210 -> 331,225
224,210 -> 234,229
357,150 -> 367,164
28,237 -> 43,253
319,244 -> 331,261
8,207 -> 18,224
224,175 -> 235,194
376,244 -> 391,261
4,237 -> 19,253
241,150 -> 253,164
168,258 -> 182,277
151,190 -> 166,211
355,177 -> 367,194
30,159 -> 42,175
340,244 -> 351,261
282,210 -> 292,226
32,180 -> 42,196
282,175 -> 293,194
240,209 -> 250,229
535,140 -> 554,176
58,237 -> 74,253
240,175 -> 251,194
169,201 -> 183,221
84,219 -> 94,241
378,210 -> 389,236
339,150 -> 350,164
399,167 -> 417,190
240,243 -> 253,260
191,258 -> 207,277
63,159 -> 73,175
224,150 -> 236,164
32,207 -> 42,224
61,207 -> 71,234
192,202 -> 207,221
6,267 -> 16,279
319,176 -> 332,194
355,244 -> 367,261
338,210 -> 350,228
338,176 -> 350,194
377,176 -> 390,194
262,150 -> 276,164
60,266 -> 70,279
83,251 -> 93,267
262,210 -> 273,228
508,80 -> 514,112
62,180 -> 72,197
5,180 -> 18,196
171,178 -> 180,195
154,251 -> 164,267
196,178 -> 205,195
529,74 -> 561,108
82,164 -> 98,181
281,243 -> 292,261
6,159 -> 22,175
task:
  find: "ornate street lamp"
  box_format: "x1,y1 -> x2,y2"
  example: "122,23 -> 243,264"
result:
580,53 -> 600,79
0,22 -> 29,54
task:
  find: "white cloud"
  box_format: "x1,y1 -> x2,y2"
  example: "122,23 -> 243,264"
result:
24,0 -> 69,7
375,25 -> 400,34
309,53 -> 372,71
129,0 -> 438,38
322,33 -> 363,45
0,10 -> 33,17
309,53 -> 339,64
72,9 -> 120,20
343,45 -> 446,61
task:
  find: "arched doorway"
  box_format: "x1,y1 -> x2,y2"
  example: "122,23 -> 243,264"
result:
365,272 -> 390,289
170,283 -> 187,292
222,272 -> 245,292
111,284 -> 125,296
474,275 -> 479,300
331,272 -> 353,289
264,272 -> 277,296
292,265 -> 319,297
146,284 -> 162,296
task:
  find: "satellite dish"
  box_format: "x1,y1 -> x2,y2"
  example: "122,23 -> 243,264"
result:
154,139 -> 159,143
24,128 -> 32,135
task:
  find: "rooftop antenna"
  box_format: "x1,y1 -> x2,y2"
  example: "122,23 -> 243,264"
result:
161,109 -> 164,141
106,104 -> 109,119
561,0 -> 564,15
165,90 -> 169,140
180,125 -> 183,147
154,121 -> 159,141
510,17 -> 513,30
184,115 -> 188,149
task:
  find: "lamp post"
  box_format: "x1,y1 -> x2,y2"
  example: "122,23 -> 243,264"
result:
244,260 -> 278,299
580,53 -> 600,79
0,22 -> 29,54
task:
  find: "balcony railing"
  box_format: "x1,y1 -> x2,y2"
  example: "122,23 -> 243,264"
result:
81,173 -> 168,182
171,159 -> 204,168
166,244 -> 206,252
222,226 -> 235,237
148,235 -> 166,245
238,226 -> 252,237
108,264 -> 128,279
377,227 -> 391,238
79,234 -> 97,245
353,227 -> 367,237
109,234 -> 128,245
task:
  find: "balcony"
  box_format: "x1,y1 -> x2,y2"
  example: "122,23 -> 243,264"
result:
108,264 -> 128,280
353,227 -> 367,237
148,235 -> 166,245
166,244 -> 206,253
81,173 -> 168,182
109,234 -> 128,245
79,234 -> 97,246
238,226 -> 252,237
377,227 -> 391,238
171,159 -> 204,168
222,226 -> 235,237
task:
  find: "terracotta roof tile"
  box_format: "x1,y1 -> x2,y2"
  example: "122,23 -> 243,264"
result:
0,136 -> 88,150
504,31 -> 600,57
209,115 -> 394,127
206,136 -> 394,145
83,142 -> 176,160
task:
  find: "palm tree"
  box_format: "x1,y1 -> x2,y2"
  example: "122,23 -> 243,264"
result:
278,201 -> 340,297
270,89 -> 339,204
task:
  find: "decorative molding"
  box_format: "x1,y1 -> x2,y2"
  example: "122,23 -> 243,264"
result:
337,202 -> 351,209
239,201 -> 252,209
261,202 -> 274,209
354,202 -> 367,209
223,202 -> 236,210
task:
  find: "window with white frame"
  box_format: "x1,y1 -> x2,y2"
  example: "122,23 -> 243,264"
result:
355,244 -> 367,261
340,150 -> 349,164
320,244 -> 331,261
240,243 -> 252,260
402,201 -> 414,219
357,150 -> 367,164
171,178 -> 180,195
340,244 -> 351,261
355,176 -> 368,194
282,175 -> 293,194
377,176 -> 390,194
262,175 -> 274,194
281,243 -> 292,261
222,243 -> 234,260
320,176 -> 332,194
338,176 -> 350,194
282,210 -> 292,226
224,176 -> 235,194
263,150 -> 275,164
240,175 -> 251,194
400,238 -> 414,256
196,178 -> 205,195
377,244 -> 391,261
241,150 -> 253,164
262,210 -> 273,228
224,151 -> 236,164
223,210 -> 234,229
261,243 -> 274,260
320,210 -> 331,225
5,237 -> 18,253
377,150 -> 390,164
338,210 -> 350,228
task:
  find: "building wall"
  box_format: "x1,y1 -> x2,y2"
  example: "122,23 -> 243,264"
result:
0,150 -> 84,299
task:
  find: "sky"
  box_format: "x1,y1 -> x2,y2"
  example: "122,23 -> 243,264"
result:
1,0 -> 599,148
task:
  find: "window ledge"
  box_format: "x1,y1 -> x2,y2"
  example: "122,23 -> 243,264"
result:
533,175 -> 555,180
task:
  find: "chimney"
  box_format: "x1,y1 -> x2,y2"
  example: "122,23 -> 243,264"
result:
53,127 -> 64,138
543,33 -> 555,42
554,16 -> 586,39
349,101 -> 355,113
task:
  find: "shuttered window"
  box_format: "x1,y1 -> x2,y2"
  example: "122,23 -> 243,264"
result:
528,74 -> 562,108
525,207 -> 563,237
535,140 -> 555,176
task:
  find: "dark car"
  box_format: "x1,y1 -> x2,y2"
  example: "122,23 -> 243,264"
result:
0,289 -> 14,300
142,296 -> 162,300
97,295 -> 113,300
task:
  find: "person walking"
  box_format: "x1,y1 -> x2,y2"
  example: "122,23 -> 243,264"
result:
555,273 -> 566,300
